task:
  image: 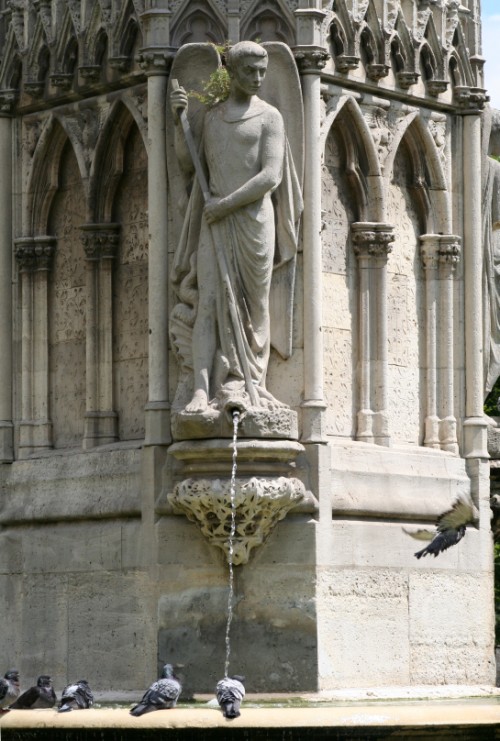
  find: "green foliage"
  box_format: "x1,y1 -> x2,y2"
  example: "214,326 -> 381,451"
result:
484,375 -> 500,417
188,42 -> 232,108
495,543 -> 500,644
189,67 -> 231,108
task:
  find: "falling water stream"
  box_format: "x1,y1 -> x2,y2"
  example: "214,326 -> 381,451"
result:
224,409 -> 240,678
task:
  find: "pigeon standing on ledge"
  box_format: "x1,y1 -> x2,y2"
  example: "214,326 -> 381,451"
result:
404,493 -> 479,558
130,663 -> 182,716
58,680 -> 93,712
10,675 -> 56,709
0,669 -> 20,712
216,675 -> 245,719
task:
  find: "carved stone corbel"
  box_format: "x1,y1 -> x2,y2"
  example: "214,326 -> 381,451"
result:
169,476 -> 306,565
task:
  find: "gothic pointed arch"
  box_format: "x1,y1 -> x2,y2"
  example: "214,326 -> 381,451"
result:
449,23 -> 474,89
240,0 -> 295,45
27,117 -> 70,235
51,8 -> 79,89
89,100 -> 138,223
390,12 -> 418,89
322,95 -> 382,222
358,0 -> 387,76
170,0 -> 226,47
423,14 -> 444,80
109,0 -> 141,70
386,114 -> 448,235
0,25 -> 22,90
25,18 -> 52,94
328,0 -> 359,72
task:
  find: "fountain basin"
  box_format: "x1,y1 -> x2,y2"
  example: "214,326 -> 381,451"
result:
1,700 -> 500,740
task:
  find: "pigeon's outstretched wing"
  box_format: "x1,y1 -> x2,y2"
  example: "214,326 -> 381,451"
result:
58,680 -> 93,712
0,670 -> 20,710
404,494 -> 479,558
130,664 -> 182,716
10,676 -> 56,709
216,676 -> 245,719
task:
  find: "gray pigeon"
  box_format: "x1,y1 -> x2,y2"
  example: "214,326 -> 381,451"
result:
216,675 -> 245,719
130,663 -> 181,716
58,680 -> 93,712
0,669 -> 20,712
404,493 -> 479,558
10,675 -> 56,709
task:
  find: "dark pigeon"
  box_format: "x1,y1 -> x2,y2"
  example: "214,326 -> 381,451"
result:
0,669 -> 20,712
404,493 -> 479,558
130,664 -> 181,716
216,675 -> 245,719
58,680 -> 93,712
10,675 -> 56,709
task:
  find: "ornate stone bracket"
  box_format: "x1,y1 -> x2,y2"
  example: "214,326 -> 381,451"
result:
169,476 -> 306,565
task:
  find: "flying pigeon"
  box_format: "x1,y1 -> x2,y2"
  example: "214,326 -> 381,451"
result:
10,675 -> 56,709
215,675 -> 245,719
0,669 -> 20,712
130,663 -> 182,716
58,680 -> 93,712
404,493 -> 479,558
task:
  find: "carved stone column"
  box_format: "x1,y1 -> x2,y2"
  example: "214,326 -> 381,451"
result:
458,88 -> 489,458
15,236 -> 55,457
351,223 -> 394,446
0,111 -> 13,461
438,235 -> 460,454
294,17 -> 328,443
420,235 -> 441,449
139,26 -> 175,446
81,223 -> 120,449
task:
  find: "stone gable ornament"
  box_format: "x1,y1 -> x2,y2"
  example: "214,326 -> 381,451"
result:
167,41 -> 304,441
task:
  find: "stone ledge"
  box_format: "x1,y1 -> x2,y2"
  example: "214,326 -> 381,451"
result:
1,697 -> 500,731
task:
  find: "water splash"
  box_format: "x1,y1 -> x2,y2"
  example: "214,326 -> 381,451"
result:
224,409 -> 239,678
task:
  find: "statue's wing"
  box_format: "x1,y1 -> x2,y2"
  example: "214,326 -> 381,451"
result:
260,43 -> 304,359
166,43 -> 221,240
260,42 -> 304,186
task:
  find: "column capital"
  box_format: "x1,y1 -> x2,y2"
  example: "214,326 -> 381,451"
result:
80,223 -> 120,260
454,86 -> 489,114
438,234 -> 461,267
420,233 -> 461,271
15,236 -> 56,271
137,48 -> 175,76
351,222 -> 395,259
293,46 -> 330,74
33,235 -> 56,271
0,89 -> 18,116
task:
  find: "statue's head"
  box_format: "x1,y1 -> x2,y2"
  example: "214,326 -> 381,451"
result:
226,41 -> 268,96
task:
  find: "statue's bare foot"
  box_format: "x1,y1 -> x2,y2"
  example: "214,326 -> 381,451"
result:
185,390 -> 208,414
256,386 -> 286,409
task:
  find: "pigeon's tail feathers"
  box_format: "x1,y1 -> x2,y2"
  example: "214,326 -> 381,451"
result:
130,703 -> 150,716
58,703 -> 74,713
221,700 -> 241,718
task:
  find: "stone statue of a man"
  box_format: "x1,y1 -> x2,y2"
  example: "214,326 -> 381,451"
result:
170,41 -> 303,417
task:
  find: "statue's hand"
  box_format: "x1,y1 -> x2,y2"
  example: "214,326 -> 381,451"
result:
204,197 -> 230,224
170,86 -> 188,119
